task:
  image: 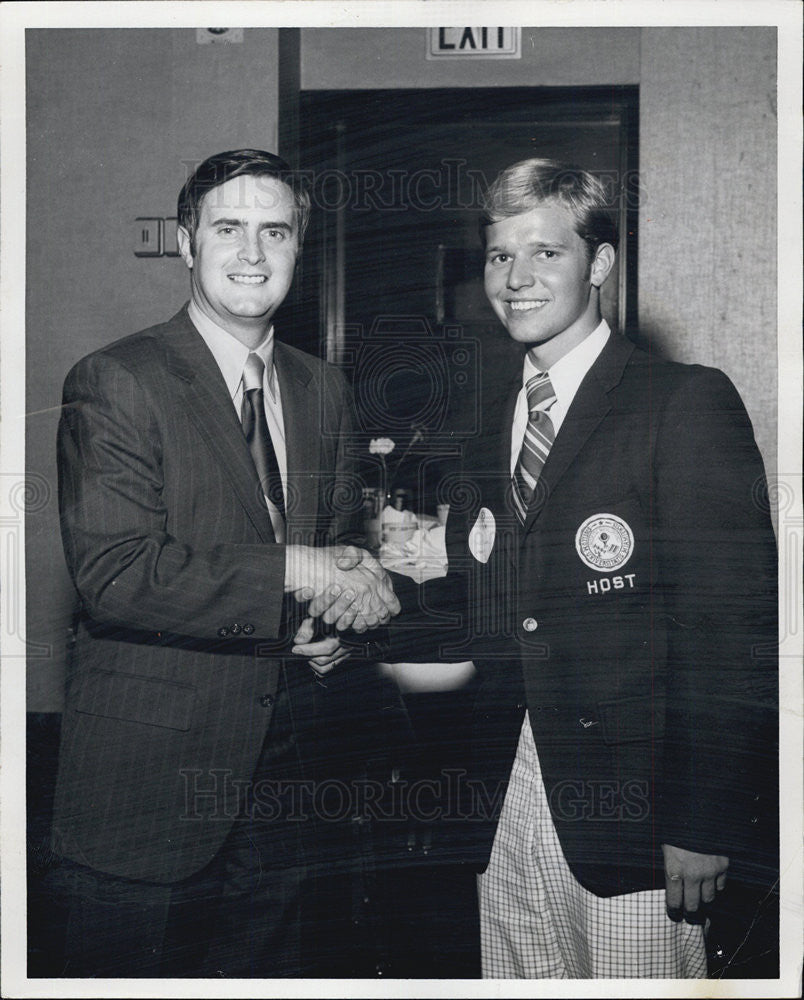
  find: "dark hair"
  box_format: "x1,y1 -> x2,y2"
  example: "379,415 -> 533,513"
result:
480,158 -> 619,259
177,149 -> 311,253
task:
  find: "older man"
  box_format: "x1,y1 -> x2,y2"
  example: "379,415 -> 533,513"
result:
46,149 -> 399,977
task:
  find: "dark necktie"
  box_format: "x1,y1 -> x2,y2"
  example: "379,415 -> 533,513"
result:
512,372 -> 557,524
241,352 -> 285,522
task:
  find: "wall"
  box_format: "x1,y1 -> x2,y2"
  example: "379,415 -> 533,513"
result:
301,27 -> 641,88
25,28 -> 280,709
638,27 -> 777,476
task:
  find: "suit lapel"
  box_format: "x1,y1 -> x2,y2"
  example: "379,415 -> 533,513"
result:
274,341 -> 320,532
162,308 -> 276,542
522,334 -> 635,534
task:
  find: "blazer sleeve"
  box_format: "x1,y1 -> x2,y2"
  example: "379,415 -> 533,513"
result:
652,367 -> 778,871
58,351 -> 287,641
381,456 -> 478,663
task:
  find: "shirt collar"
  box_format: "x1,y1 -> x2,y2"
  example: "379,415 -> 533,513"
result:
523,319 -> 610,413
188,300 -> 276,399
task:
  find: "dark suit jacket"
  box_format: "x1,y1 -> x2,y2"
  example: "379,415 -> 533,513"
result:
51,305 -> 363,884
438,333 -> 778,896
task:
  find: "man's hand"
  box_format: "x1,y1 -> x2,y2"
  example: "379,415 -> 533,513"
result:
662,843 -> 729,922
284,545 -> 400,632
291,617 -> 352,677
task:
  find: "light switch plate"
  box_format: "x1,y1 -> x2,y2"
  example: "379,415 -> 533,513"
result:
133,217 -> 163,257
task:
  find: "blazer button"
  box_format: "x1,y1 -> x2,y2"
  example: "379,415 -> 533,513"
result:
522,617 -> 538,632
218,627 -> 230,638
242,624 -> 254,635
259,693 -> 275,708
230,623 -> 241,635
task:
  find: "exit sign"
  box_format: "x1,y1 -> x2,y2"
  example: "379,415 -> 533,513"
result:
427,27 -> 521,59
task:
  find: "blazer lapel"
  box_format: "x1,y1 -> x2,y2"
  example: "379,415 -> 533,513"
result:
495,371 -> 522,516
522,334 -> 635,534
162,308 -> 276,542
274,341 -> 320,533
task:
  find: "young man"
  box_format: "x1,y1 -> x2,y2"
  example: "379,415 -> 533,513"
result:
45,149 -> 399,977
445,158 -> 778,977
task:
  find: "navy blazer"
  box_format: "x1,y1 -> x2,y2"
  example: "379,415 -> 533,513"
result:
52,306 -> 363,884
438,333 -> 778,896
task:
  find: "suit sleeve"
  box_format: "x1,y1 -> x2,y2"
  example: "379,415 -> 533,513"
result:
58,352 -> 287,640
652,368 -> 778,873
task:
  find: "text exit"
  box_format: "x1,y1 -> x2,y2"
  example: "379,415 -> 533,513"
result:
427,27 -> 521,60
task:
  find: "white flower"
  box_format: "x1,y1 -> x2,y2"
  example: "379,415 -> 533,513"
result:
369,437 -> 395,456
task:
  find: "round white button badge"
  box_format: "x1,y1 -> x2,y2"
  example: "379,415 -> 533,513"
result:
522,618 -> 538,632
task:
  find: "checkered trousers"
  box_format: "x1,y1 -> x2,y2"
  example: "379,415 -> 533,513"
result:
477,714 -> 708,979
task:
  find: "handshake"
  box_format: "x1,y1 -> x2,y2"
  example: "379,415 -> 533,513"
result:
284,544 -> 401,634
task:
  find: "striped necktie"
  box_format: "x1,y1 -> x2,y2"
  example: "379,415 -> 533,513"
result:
241,352 -> 285,523
512,372 -> 556,524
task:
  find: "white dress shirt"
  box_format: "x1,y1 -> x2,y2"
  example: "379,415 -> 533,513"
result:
510,320 -> 611,474
188,300 -> 287,541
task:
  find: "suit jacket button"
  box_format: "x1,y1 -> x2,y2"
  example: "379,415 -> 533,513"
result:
522,617 -> 538,632
230,623 -> 241,635
242,624 -> 254,635
260,693 -> 275,708
218,627 -> 230,638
